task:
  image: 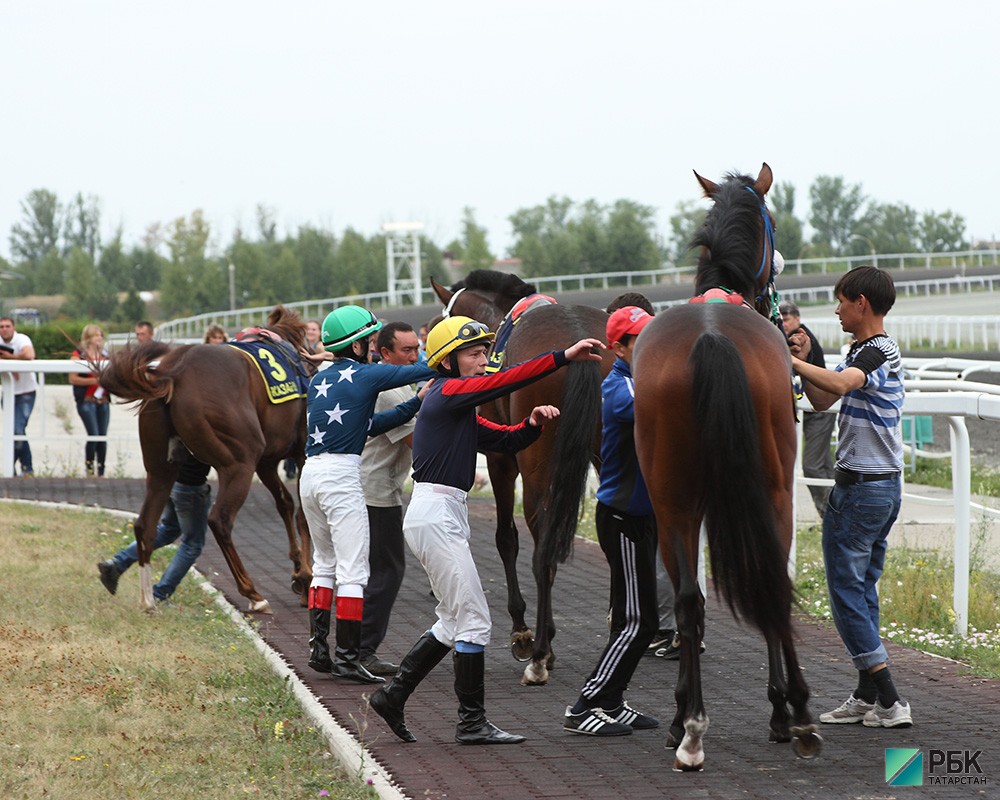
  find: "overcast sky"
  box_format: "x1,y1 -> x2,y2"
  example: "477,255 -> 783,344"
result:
2,1 -> 998,264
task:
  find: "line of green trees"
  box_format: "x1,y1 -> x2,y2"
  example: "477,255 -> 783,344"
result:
2,177 -> 973,322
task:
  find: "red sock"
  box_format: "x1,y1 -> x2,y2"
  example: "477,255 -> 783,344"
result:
308,586 -> 334,611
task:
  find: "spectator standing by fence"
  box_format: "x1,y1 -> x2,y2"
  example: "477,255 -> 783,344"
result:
69,324 -> 111,477
0,316 -> 37,476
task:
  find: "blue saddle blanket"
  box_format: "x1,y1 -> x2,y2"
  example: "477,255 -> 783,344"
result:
226,341 -> 308,404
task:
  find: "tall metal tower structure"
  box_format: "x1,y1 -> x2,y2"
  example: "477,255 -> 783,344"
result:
382,222 -> 424,306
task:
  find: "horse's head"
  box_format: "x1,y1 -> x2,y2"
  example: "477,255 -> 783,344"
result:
691,162 -> 778,319
266,305 -> 307,351
430,269 -> 536,329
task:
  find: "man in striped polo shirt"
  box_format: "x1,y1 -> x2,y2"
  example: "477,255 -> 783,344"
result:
789,266 -> 912,730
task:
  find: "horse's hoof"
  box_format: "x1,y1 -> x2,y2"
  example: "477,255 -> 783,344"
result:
510,631 -> 534,663
520,661 -> 549,686
769,728 -> 792,744
672,757 -> 704,772
545,652 -> 556,670
665,728 -> 683,749
290,577 -> 307,595
248,598 -> 272,614
792,728 -> 823,759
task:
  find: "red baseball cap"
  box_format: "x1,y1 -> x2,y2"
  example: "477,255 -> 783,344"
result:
606,306 -> 653,346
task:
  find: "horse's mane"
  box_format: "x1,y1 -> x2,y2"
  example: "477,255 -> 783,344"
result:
691,172 -> 766,298
454,270 -> 537,304
266,305 -> 307,350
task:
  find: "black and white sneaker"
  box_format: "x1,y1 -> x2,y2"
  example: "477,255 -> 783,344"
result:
563,706 -> 633,737
604,701 -> 659,730
645,629 -> 674,657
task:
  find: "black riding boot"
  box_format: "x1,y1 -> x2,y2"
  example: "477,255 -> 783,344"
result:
308,608 -> 333,673
332,618 -> 383,684
453,650 -> 525,744
369,631 -> 451,742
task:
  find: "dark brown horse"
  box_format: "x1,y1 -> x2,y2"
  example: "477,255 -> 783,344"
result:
632,164 -> 820,769
431,271 -> 614,685
100,305 -> 311,613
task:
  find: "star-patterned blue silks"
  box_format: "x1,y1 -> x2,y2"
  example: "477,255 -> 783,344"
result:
304,359 -> 436,458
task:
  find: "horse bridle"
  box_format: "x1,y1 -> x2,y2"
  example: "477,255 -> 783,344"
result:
744,185 -> 781,326
441,287 -> 465,319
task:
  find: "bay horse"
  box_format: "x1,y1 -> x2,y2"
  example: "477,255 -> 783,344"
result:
431,270 -> 614,685
99,305 -> 311,613
632,164 -> 820,769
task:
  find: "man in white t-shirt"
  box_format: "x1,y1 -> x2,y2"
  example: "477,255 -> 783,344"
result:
0,317 -> 38,476
359,321 -> 424,675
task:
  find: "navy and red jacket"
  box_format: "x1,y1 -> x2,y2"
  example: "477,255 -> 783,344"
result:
411,350 -> 568,491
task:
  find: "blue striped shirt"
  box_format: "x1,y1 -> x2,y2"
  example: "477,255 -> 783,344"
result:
835,334 -> 904,473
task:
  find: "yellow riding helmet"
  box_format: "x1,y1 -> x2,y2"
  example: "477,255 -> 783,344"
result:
425,316 -> 495,370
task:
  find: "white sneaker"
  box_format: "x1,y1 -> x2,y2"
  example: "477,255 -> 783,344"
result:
819,694 -> 875,724
863,700 -> 913,728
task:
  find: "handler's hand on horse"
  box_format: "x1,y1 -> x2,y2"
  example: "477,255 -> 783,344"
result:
787,330 -> 810,359
417,378 -> 435,400
564,338 -> 605,362
529,405 -> 560,427
300,349 -> 332,364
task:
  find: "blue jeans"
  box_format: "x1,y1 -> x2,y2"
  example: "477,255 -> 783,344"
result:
13,391 -> 35,474
822,477 -> 901,670
112,482 -> 211,600
75,398 -> 110,473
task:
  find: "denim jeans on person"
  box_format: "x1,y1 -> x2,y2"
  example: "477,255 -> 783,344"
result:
822,476 -> 901,671
13,390 -> 35,474
112,482 -> 211,600
75,398 -> 110,472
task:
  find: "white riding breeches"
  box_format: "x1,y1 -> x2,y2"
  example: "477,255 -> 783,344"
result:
300,453 -> 370,591
403,481 -> 491,647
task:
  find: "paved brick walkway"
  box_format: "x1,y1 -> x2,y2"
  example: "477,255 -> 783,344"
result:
3,477 -> 998,798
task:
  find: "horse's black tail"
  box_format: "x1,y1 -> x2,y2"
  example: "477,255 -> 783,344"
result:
690,331 -> 793,638
537,358 -> 602,567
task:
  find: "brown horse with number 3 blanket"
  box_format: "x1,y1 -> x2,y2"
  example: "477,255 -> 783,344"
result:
99,305 -> 312,613
632,164 -> 821,770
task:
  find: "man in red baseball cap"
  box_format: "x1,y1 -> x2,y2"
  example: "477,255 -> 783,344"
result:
563,305 -> 659,738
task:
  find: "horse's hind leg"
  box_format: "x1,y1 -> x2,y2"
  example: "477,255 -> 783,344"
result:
210,467 -> 271,613
782,635 -> 822,758
667,527 -> 708,771
489,452 -> 533,661
766,634 -> 792,743
256,460 -> 310,605
521,556 -> 556,686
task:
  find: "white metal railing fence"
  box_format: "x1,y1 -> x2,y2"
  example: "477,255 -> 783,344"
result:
140,248 -> 1000,344
781,247 -> 1000,276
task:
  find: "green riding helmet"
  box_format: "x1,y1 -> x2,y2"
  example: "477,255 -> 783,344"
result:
321,306 -> 383,352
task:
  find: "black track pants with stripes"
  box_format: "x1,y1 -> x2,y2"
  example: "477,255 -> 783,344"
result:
577,502 -> 659,710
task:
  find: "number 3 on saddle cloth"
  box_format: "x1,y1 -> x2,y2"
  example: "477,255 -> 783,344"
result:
485,293 -> 557,373
228,329 -> 310,404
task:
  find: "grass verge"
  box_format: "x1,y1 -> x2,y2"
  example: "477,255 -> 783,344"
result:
794,522 -> 1000,679
0,502 -> 376,800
